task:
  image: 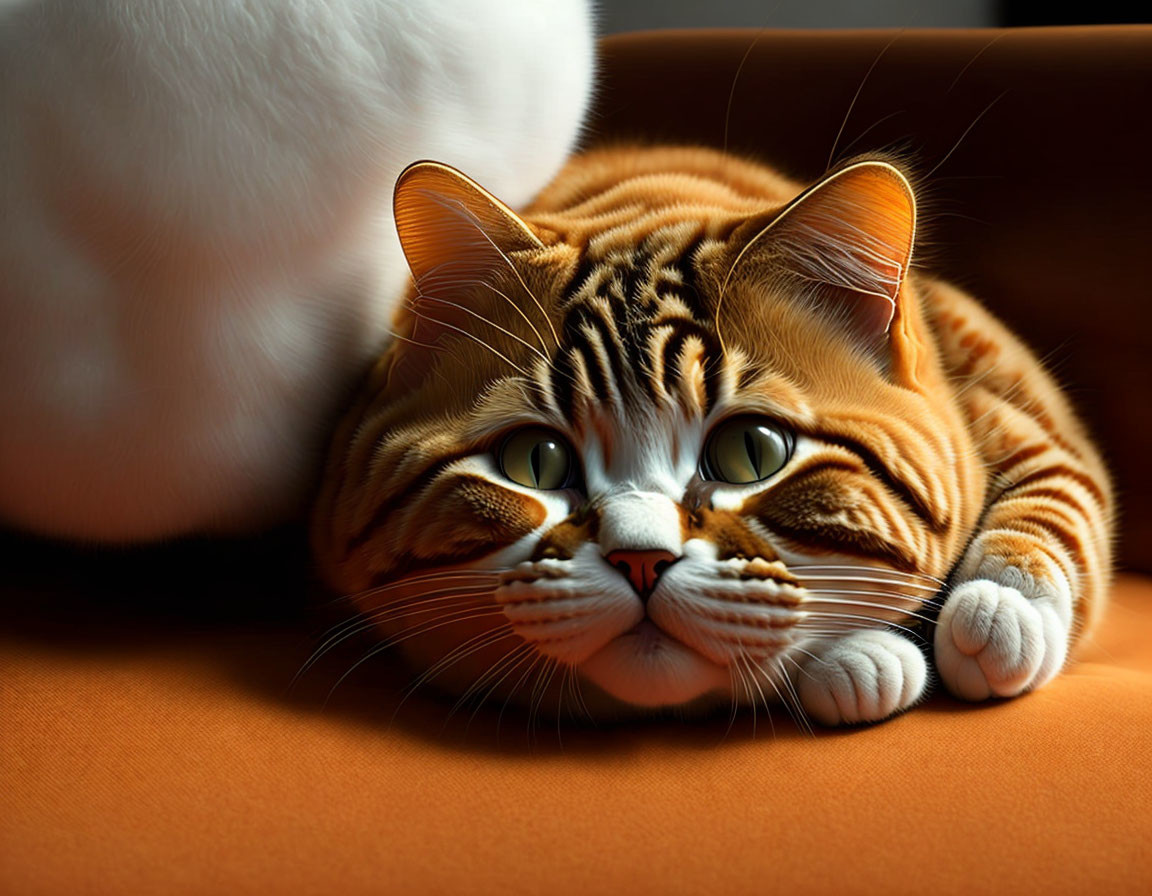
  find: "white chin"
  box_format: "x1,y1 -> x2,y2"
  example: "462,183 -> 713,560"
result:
578,621 -> 729,708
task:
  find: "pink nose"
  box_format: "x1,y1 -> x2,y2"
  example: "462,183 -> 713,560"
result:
605,549 -> 679,600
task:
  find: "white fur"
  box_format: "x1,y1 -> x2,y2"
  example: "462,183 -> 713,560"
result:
934,550 -> 1073,701
0,0 -> 593,539
597,490 -> 682,555
499,542 -> 642,665
796,629 -> 928,726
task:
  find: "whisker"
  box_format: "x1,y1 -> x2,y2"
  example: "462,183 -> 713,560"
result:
336,570 -> 500,605
801,594 -> 939,625
722,25 -> 772,153
427,278 -> 552,359
789,564 -> 946,586
407,306 -> 532,377
723,666 -> 742,742
741,653 -> 775,740
779,652 -> 814,686
779,658 -> 816,737
764,657 -> 813,737
325,583 -> 495,637
402,626 -> 519,702
827,30 -> 905,171
549,665 -> 571,731
322,607 -> 504,706
786,645 -> 828,669
792,574 -> 939,592
947,32 -> 1009,94
446,641 -> 537,727
418,292 -> 552,366
528,658 -> 560,743
496,652 -> 548,741
835,109 -> 905,160
569,666 -> 595,725
293,589 -> 494,685
391,627 -> 520,727
420,195 -> 562,350
924,89 -> 1010,180
732,656 -> 757,738
801,612 -> 927,639
378,607 -> 506,652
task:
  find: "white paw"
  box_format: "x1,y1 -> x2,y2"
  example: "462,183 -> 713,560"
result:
794,629 -> 928,726
934,578 -> 1069,701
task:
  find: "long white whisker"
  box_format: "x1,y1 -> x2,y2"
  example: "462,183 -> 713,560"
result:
733,656 -> 757,738
801,594 -> 938,625
430,278 -> 552,358
418,292 -> 551,365
801,612 -> 927,639
924,89 -> 1010,180
789,564 -> 946,586
741,653 -> 775,740
294,588 -> 494,685
407,307 -> 531,377
761,658 -> 812,737
402,627 -> 519,701
826,30 -> 904,170
528,658 -> 560,742
792,574 -> 939,592
447,642 -> 537,727
774,658 -> 815,737
336,570 -> 500,605
419,194 -> 561,350
322,607 -> 504,706
391,628 -> 520,726
495,652 -> 547,740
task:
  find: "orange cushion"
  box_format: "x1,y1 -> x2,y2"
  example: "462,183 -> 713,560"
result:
4,573 -> 1150,894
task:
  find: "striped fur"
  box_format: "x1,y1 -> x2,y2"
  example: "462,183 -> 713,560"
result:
311,147 -> 1113,724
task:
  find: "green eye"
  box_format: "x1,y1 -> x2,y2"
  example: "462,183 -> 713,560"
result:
701,417 -> 792,484
499,427 -> 575,490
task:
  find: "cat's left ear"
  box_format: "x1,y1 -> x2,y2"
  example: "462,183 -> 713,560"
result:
386,161 -> 547,392
393,160 -> 545,290
726,160 -> 916,345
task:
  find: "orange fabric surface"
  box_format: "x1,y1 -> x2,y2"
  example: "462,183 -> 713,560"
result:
3,568 -> 1151,895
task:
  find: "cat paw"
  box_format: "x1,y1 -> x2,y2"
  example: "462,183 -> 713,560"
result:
794,629 -> 928,726
934,578 -> 1069,701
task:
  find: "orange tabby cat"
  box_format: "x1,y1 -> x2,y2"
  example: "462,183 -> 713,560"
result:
311,146 -> 1113,726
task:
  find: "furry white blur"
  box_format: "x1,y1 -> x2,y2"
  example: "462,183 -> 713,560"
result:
0,0 -> 594,540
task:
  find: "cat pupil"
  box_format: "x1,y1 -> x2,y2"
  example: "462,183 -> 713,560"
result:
744,430 -> 761,476
530,442 -> 545,488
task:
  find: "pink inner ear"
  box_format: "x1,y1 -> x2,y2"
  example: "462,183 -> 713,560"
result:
737,161 -> 917,340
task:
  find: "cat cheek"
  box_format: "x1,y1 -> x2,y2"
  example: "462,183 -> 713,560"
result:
409,475 -> 548,561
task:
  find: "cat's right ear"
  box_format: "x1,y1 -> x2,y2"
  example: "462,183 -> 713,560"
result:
721,160 -> 916,352
393,160 -> 545,291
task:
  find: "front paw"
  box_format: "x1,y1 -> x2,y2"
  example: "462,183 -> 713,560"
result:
794,629 -> 928,726
934,579 -> 1068,701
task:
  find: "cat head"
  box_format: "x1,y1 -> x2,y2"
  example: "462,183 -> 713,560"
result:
312,148 -> 983,716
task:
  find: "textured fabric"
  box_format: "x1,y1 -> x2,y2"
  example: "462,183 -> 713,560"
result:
4,25 -> 1152,896
3,571 -> 1151,895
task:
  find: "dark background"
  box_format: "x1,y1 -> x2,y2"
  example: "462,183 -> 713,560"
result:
597,0 -> 1149,31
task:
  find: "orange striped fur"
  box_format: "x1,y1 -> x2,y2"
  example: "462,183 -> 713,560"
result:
311,147 -> 1113,725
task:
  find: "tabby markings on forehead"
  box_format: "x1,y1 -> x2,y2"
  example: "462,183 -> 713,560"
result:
548,235 -> 726,424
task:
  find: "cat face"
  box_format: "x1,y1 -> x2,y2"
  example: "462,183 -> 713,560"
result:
312,149 -> 984,716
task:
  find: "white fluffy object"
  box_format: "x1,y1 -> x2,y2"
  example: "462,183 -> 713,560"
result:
0,0 -> 594,540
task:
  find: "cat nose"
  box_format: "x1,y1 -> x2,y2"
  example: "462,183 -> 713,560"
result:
605,549 -> 679,600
